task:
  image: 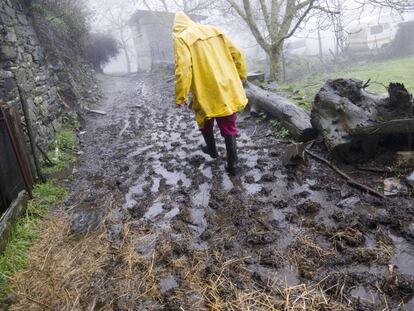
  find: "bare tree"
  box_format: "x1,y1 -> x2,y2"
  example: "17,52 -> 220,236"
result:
225,0 -> 340,81
93,0 -> 137,73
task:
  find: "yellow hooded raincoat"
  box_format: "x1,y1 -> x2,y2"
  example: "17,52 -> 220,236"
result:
173,12 -> 248,128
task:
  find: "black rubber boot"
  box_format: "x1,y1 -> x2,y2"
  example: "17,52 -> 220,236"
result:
224,136 -> 239,176
201,132 -> 219,159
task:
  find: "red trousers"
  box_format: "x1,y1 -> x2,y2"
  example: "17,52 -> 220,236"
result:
200,113 -> 238,137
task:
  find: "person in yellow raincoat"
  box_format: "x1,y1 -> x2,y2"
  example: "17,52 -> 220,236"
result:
173,12 -> 248,176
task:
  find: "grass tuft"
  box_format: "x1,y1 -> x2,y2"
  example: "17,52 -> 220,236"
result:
0,183 -> 67,299
42,123 -> 79,175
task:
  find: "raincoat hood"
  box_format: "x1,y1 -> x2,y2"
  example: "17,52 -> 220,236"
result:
173,12 -> 195,36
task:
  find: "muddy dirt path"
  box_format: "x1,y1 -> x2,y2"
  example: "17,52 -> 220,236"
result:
11,74 -> 414,310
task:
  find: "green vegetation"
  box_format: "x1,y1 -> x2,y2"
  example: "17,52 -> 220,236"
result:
271,120 -> 290,139
30,4 -> 67,29
0,182 -> 67,299
281,56 -> 414,110
0,114 -> 79,299
42,115 -> 79,175
256,112 -> 290,139
30,0 -> 90,53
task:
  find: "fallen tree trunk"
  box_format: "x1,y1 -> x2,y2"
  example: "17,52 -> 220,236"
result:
349,118 -> 414,136
312,79 -> 413,162
244,82 -> 317,142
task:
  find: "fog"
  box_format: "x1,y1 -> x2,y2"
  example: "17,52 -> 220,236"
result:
84,0 -> 414,81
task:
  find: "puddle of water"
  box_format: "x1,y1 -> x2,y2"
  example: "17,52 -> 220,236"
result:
201,166 -> 213,179
119,119 -> 130,137
144,201 -> 164,220
289,180 -> 336,229
277,226 -> 301,250
272,209 -> 285,222
242,152 -> 258,168
164,206 -> 180,220
128,145 -> 153,158
248,264 -> 299,288
151,177 -> 161,193
191,183 -> 211,208
124,182 -> 145,209
190,240 -> 208,251
243,183 -> 262,195
157,206 -> 180,230
222,173 -> 234,191
276,266 -> 300,287
190,191 -> 208,236
249,169 -> 262,182
350,285 -> 380,305
389,233 -> 414,276
170,132 -> 181,142
365,233 -> 376,248
191,207 -> 207,228
403,297 -> 414,310
176,150 -> 187,158
159,276 -> 179,294
153,161 -> 191,188
345,264 -> 387,275
135,233 -> 158,256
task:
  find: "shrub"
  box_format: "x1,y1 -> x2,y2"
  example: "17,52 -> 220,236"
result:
29,0 -> 90,55
86,33 -> 120,73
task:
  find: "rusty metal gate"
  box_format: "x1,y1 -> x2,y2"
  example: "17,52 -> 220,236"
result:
0,104 -> 33,214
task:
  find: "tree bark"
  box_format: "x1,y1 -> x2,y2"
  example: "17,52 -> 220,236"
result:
312,79 -> 413,162
269,50 -> 282,81
245,82 -> 317,142
124,48 -> 131,74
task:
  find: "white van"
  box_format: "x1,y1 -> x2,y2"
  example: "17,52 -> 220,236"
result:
345,14 -> 405,54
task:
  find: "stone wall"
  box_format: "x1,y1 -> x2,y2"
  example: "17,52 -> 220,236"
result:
0,0 -> 61,149
0,0 -> 99,158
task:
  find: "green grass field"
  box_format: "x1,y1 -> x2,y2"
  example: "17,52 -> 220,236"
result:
282,56 -> 414,109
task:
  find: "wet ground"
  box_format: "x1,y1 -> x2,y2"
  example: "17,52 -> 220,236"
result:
10,74 -> 414,310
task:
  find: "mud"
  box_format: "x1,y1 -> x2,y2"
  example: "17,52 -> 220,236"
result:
12,74 -> 414,310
